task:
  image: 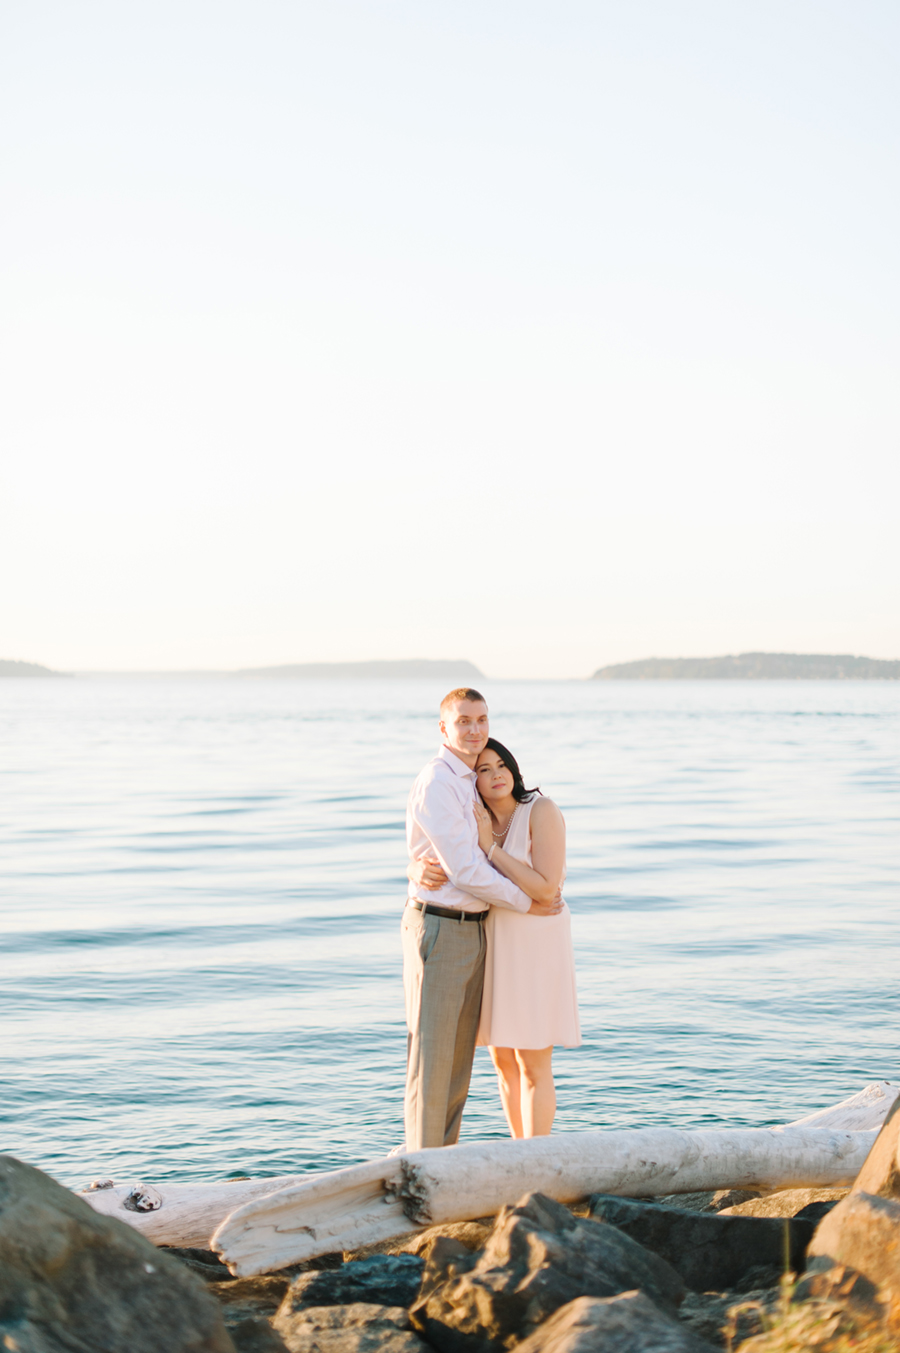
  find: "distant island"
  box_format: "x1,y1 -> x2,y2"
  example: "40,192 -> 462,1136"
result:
0,659 -> 70,678
592,652 -> 900,680
234,659 -> 485,680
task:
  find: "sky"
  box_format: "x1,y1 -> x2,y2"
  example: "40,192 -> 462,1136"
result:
1,1 -> 898,678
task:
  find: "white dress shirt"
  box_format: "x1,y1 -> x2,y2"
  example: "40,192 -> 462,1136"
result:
406,746 -> 531,914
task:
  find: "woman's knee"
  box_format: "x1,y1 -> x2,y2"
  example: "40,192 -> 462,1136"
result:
490,1046 -> 518,1077
515,1048 -> 553,1085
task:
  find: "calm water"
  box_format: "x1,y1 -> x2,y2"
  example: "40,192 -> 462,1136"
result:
1,678 -> 897,1189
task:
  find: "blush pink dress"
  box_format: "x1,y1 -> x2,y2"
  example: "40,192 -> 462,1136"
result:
477,795 -> 582,1050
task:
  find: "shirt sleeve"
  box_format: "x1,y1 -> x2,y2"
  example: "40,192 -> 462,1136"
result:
411,776 -> 532,913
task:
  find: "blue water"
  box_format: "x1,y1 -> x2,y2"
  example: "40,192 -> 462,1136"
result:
1,678 -> 897,1189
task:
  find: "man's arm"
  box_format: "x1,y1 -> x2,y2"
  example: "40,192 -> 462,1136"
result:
411,777 -> 532,913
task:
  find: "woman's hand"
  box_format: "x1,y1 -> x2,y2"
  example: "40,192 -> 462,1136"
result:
407,856 -> 449,891
473,801 -> 495,855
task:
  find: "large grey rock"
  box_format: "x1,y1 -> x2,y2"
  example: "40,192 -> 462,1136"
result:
0,1156 -> 235,1353
278,1255 -> 424,1312
804,1096 -> 900,1330
513,1292 -> 716,1353
589,1194 -> 814,1291
411,1191 -> 685,1353
272,1302 -> 428,1353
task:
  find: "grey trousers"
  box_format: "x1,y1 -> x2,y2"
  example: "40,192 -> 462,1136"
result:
401,905 -> 486,1151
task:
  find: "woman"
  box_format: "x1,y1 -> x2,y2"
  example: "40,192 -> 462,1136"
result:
411,739 -> 580,1137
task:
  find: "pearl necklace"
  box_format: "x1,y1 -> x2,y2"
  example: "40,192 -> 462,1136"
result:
491,802 -> 519,842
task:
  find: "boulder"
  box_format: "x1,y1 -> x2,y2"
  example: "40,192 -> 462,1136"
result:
804,1192 -> 900,1324
589,1194 -> 814,1291
278,1255 -> 424,1312
411,1191 -> 685,1353
513,1292 -> 717,1353
804,1096 -> 900,1328
272,1302 -> 428,1353
0,1155 -> 235,1353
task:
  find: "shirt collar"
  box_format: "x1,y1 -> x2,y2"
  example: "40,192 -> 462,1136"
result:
439,745 -> 477,778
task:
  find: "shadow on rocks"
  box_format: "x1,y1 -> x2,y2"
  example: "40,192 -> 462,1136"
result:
589,1195 -> 815,1292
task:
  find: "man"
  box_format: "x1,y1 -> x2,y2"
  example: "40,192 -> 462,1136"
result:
402,687 -> 561,1151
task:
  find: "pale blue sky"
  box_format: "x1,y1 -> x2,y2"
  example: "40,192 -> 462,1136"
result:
2,1 -> 897,677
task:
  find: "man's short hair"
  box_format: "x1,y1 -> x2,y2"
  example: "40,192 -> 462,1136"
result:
440,687 -> 487,715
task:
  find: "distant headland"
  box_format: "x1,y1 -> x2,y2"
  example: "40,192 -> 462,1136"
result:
0,659 -> 71,678
592,652 -> 900,680
234,659 -> 485,680
3,658 -> 486,681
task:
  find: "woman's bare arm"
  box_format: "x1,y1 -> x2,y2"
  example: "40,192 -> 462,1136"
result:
473,798 -> 566,905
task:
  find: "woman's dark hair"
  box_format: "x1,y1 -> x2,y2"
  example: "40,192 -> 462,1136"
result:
483,738 -> 542,803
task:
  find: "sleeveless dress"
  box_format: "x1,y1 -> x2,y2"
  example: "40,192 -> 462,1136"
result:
477,796 -> 582,1050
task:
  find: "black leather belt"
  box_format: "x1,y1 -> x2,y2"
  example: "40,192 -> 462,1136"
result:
408,899 -> 486,923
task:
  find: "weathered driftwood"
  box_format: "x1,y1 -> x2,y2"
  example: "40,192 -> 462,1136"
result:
785,1080 -> 899,1131
212,1125 -> 877,1276
80,1175 -> 305,1248
78,1080 -> 896,1259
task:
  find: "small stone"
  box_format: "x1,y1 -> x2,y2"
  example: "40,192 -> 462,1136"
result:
709,1189 -> 763,1210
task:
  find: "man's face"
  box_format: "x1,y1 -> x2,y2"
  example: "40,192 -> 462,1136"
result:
440,699 -> 489,766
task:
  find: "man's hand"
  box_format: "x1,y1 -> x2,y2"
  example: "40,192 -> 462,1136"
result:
527,889 -> 564,917
408,856 -> 449,891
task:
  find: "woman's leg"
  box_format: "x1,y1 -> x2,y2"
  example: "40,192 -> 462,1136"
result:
489,1046 -> 524,1138
514,1047 -> 555,1137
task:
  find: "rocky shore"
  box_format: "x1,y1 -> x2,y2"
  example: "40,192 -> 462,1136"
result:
3,1101 -> 900,1353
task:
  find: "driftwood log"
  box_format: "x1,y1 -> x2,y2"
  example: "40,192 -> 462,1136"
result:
212,1124 -> 877,1275
79,1080 -> 897,1266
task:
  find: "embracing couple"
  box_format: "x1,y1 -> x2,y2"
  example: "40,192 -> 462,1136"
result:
401,686 -> 581,1153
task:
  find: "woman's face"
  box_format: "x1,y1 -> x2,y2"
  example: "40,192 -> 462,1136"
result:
475,748 -> 516,804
